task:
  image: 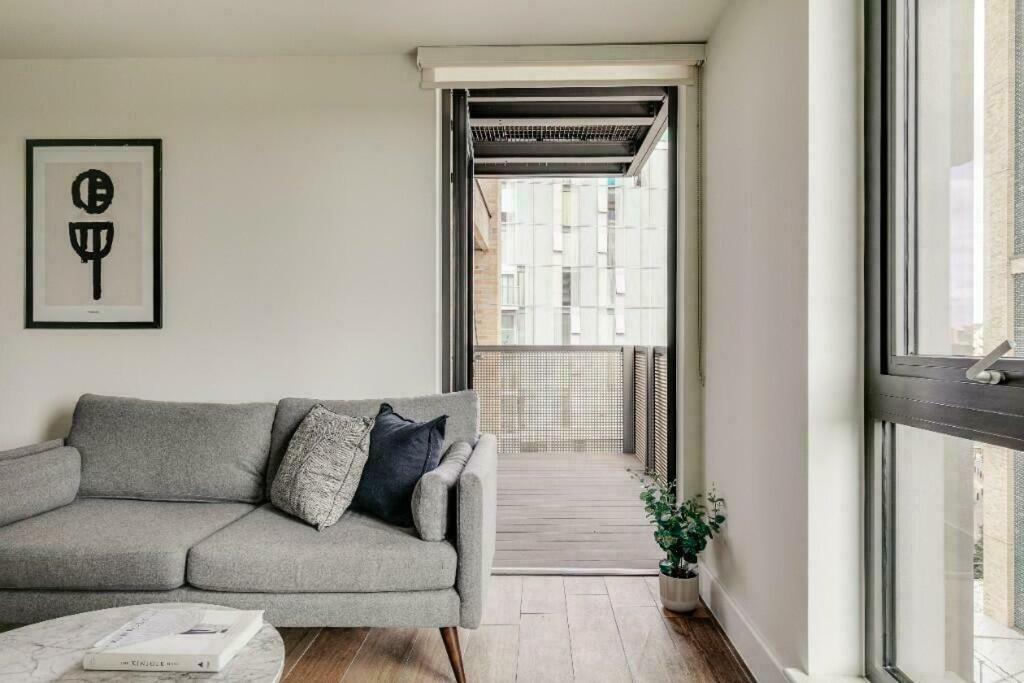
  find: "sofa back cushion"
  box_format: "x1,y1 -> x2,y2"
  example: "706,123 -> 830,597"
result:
68,394 -> 277,503
268,391 -> 479,498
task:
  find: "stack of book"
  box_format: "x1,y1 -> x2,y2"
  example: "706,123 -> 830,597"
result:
83,608 -> 264,673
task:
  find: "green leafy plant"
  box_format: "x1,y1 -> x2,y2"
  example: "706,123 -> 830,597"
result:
637,475 -> 725,579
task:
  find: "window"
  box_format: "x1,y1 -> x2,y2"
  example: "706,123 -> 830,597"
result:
501,310 -> 517,345
501,273 -> 515,307
885,425 -> 998,680
867,1 -> 1024,680
607,184 -> 618,227
501,268 -> 525,308
889,0 -> 1023,366
561,185 -> 574,228
615,268 -> 626,295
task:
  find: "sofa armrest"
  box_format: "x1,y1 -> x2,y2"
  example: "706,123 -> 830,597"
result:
0,438 -> 65,461
0,443 -> 80,527
455,433 -> 497,628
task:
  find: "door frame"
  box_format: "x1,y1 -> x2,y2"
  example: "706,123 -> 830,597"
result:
440,86 -> 681,482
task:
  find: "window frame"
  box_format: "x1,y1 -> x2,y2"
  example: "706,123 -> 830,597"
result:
868,0 -> 1024,444
866,0 -> 1024,680
880,0 -> 1024,387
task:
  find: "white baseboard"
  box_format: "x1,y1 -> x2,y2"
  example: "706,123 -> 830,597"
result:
699,565 -> 789,683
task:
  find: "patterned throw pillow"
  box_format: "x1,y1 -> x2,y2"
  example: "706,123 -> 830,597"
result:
270,405 -> 375,531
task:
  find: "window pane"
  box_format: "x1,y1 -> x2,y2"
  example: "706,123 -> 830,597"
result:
912,0 -> 1023,357
893,424 -> 1024,680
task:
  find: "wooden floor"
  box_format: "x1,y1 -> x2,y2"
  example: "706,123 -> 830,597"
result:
495,452 -> 663,572
279,575 -> 753,682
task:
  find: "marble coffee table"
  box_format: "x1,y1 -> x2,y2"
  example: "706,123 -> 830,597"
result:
0,603 -> 284,682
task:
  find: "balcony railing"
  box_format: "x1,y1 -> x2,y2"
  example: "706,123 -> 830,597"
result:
473,345 -> 670,479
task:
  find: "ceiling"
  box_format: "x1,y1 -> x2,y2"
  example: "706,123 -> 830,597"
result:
0,0 -> 729,59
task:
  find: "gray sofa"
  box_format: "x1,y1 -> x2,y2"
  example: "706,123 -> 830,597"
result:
0,391 -> 496,682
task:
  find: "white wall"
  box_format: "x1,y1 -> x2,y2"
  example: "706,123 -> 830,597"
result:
703,0 -> 810,674
702,0 -> 862,679
0,56 -> 439,449
806,0 -> 863,675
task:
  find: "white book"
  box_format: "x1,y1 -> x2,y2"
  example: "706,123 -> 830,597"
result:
82,608 -> 264,673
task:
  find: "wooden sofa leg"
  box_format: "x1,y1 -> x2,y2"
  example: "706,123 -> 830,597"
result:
440,626 -> 467,683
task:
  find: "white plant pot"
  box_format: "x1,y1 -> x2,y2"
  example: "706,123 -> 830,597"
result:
659,572 -> 699,613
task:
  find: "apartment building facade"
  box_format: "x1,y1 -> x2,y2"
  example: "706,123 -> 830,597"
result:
473,139 -> 670,348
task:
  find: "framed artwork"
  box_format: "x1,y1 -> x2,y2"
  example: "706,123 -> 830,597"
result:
26,139 -> 162,328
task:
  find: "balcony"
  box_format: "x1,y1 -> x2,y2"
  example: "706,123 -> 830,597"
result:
473,345 -> 670,572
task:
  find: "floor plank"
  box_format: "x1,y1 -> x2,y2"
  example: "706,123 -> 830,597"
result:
664,616 -> 755,683
280,627 -> 321,680
516,613 -> 575,683
605,576 -> 656,608
613,605 -> 703,683
284,627 -> 367,682
563,576 -> 607,595
395,629 -> 457,683
340,628 -> 419,682
481,575 -> 523,625
521,576 -> 566,614
462,624 -> 519,683
565,594 -> 632,682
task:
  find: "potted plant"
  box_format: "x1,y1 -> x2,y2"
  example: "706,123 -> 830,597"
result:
638,476 -> 725,612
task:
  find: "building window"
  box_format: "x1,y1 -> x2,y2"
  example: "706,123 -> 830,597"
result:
501,310 -> 517,345
501,268 -> 525,308
501,273 -> 515,307
561,185 -> 573,228
607,185 -> 618,227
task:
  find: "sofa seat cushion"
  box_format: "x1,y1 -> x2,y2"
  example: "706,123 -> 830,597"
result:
187,504 -> 458,593
0,499 -> 255,591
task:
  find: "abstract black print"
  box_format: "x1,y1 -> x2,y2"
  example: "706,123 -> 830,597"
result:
26,140 -> 161,328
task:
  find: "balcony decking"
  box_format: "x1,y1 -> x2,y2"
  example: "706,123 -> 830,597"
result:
495,452 -> 663,572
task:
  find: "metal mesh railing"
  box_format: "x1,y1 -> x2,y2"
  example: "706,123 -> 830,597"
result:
653,348 -> 669,480
474,346 -> 624,454
473,345 -> 670,472
633,350 -> 649,467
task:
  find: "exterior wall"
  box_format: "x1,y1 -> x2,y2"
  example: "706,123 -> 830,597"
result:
476,140 -> 670,347
983,0 -> 1020,628
473,179 -> 501,345
0,56 -> 439,449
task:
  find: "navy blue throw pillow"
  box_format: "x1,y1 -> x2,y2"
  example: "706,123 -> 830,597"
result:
353,403 -> 448,527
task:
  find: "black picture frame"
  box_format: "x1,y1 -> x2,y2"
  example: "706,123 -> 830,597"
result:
25,139 -> 162,329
